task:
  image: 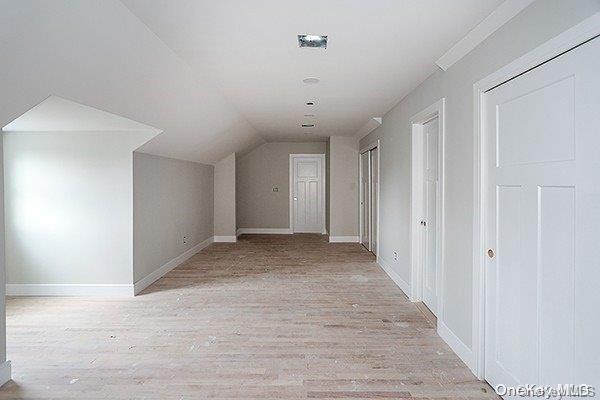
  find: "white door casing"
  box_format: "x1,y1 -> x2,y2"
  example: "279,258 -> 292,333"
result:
422,117 -> 439,315
483,36 -> 600,389
359,141 -> 380,255
360,151 -> 370,249
290,154 -> 325,233
410,99 -> 445,320
370,147 -> 379,255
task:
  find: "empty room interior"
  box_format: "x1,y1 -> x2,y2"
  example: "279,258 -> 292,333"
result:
0,0 -> 599,398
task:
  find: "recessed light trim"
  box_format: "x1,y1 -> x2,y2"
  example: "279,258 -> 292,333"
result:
301,123 -> 315,128
302,77 -> 320,85
306,101 -> 315,106
298,34 -> 328,48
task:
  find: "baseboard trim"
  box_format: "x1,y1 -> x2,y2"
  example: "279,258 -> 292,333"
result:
328,236 -> 360,243
213,235 -> 237,243
377,256 -> 411,297
0,361 -> 11,388
133,236 -> 214,295
438,321 -> 475,371
237,228 -> 293,235
6,283 -> 134,297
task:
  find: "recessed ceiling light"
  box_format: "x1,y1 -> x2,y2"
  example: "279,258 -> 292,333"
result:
301,123 -> 315,128
302,77 -> 320,85
306,101 -> 315,106
298,34 -> 328,48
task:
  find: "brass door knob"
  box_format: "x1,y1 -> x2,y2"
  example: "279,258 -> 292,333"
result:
487,249 -> 495,258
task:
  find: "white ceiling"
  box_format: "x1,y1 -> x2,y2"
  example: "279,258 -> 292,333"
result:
122,0 -> 503,141
3,96 -> 161,133
1,0 -> 504,164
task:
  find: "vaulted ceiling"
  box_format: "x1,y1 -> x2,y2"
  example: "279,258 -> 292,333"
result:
1,0 -> 502,164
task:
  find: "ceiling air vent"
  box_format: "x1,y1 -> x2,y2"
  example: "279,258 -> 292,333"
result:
298,34 -> 328,48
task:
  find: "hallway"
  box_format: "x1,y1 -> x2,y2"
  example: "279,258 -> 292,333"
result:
2,235 -> 495,399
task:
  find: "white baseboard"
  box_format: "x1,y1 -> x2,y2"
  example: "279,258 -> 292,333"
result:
377,256 -> 411,297
438,321 -> 475,372
236,228 -> 293,235
328,236 -> 360,243
377,256 -> 475,373
0,361 -> 11,388
213,235 -> 236,243
133,236 -> 214,295
6,283 -> 134,297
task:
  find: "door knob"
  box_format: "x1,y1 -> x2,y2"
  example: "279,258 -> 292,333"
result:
293,197 -> 298,201
487,249 -> 495,258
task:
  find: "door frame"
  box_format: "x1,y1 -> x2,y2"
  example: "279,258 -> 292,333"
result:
289,154 -> 327,234
471,14 -> 600,380
409,99 -> 445,319
359,139 -> 380,258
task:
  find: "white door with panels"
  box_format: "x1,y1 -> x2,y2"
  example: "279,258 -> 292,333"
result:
291,155 -> 324,233
421,117 -> 439,315
360,146 -> 378,254
484,37 -> 600,391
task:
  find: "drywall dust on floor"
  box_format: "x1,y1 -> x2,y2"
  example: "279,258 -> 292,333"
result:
3,234 -> 497,399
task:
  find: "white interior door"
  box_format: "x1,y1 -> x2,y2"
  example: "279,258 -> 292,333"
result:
422,117 -> 438,315
360,151 -> 370,249
292,155 -> 323,233
370,148 -> 378,255
484,37 -> 600,391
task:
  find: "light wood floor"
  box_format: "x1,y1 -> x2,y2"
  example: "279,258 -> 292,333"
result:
2,234 -> 497,399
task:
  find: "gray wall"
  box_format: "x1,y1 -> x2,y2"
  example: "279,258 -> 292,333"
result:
4,131 -> 150,285
236,142 -> 326,229
133,152 -> 214,283
214,153 -> 236,237
360,0 -> 600,349
329,136 -> 359,237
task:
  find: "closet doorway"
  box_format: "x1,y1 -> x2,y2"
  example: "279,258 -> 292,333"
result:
359,141 -> 379,255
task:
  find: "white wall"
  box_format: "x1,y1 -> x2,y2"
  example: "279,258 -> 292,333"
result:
4,131 -> 151,286
236,142 -> 326,229
329,136 -> 359,238
213,153 -> 236,239
360,0 -> 600,361
0,137 -> 6,377
133,152 -> 214,283
325,139 -> 330,234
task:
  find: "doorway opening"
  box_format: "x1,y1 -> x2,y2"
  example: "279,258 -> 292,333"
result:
359,140 -> 379,256
410,99 -> 445,319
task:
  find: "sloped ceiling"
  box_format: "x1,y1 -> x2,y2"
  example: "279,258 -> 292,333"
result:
0,0 -> 263,164
1,0 -> 503,163
2,96 -> 161,133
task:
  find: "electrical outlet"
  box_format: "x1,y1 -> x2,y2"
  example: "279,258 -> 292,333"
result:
393,251 -> 398,261
272,185 -> 279,192
182,235 -> 188,245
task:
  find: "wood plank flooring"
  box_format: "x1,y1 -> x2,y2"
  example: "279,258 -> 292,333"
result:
1,234 -> 497,399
